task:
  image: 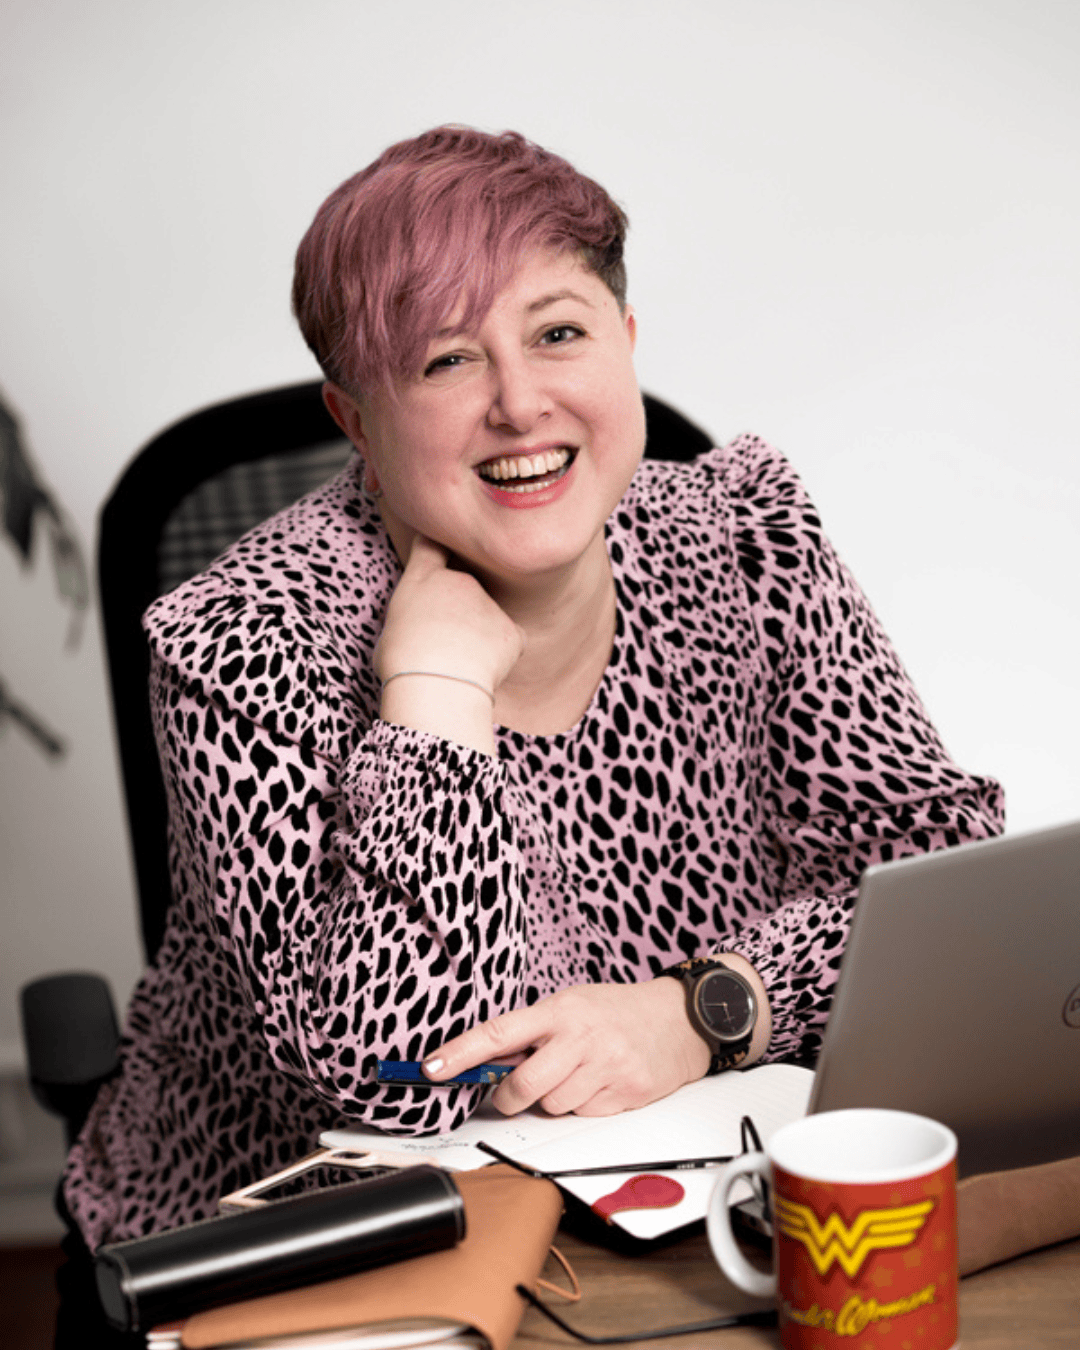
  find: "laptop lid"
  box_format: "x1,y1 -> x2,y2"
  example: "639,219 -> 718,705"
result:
808,818 -> 1080,1177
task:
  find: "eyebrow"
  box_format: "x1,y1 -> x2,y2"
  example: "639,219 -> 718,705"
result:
431,289 -> 595,340
526,288 -> 596,314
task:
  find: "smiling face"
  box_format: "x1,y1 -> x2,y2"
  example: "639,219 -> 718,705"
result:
325,249 -> 646,591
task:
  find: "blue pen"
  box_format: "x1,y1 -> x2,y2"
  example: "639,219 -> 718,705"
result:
377,1059 -> 514,1086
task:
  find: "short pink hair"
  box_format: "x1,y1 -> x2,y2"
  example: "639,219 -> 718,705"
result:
292,126 -> 628,395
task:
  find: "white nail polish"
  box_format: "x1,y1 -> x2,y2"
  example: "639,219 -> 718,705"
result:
424,1057 -> 444,1074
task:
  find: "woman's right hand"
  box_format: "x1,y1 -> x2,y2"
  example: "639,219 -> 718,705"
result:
374,534 -> 526,754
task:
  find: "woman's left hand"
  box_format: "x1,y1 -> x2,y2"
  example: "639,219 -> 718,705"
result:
423,979 -> 712,1116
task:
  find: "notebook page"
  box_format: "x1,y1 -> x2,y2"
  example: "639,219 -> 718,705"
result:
321,1096 -> 604,1171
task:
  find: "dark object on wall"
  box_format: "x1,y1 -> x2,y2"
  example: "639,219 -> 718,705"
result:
0,389 -> 89,643
0,676 -> 66,756
0,394 -> 51,558
94,1165 -> 465,1332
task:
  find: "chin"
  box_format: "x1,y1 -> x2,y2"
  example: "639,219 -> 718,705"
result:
465,532 -> 593,585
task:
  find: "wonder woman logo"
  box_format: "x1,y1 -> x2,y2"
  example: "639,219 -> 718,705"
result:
775,1196 -> 935,1278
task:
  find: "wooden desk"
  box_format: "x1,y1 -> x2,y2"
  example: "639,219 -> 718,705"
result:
514,1229 -> 1080,1348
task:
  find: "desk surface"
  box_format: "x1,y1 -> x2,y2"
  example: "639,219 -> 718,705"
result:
514,1229 -> 1080,1349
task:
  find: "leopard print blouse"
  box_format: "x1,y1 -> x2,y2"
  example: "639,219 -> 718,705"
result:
63,434 -> 1003,1246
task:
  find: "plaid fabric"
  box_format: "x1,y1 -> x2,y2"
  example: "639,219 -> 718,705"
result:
157,439 -> 354,596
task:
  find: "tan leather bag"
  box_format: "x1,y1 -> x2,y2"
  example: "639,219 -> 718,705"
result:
958,1153 -> 1080,1276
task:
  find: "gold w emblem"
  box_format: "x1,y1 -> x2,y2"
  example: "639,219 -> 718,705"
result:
775,1196 -> 934,1278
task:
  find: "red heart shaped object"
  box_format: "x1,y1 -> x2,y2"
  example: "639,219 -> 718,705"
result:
591,1173 -> 686,1223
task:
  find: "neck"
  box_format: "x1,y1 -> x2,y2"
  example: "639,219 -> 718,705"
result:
485,535 -> 617,736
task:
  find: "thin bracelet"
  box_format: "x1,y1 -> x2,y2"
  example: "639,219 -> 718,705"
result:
381,669 -> 496,706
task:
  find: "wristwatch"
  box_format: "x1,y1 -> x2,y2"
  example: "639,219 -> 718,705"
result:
661,956 -> 757,1075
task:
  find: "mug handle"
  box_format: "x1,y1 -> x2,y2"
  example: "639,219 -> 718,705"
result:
706,1152 -> 776,1298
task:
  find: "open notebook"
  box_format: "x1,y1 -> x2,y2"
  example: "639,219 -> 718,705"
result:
322,1062 -> 813,1241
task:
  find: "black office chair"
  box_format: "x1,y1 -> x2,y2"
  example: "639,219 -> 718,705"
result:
20,381 -> 714,1144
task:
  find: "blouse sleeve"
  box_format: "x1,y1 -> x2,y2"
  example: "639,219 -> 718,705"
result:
711,438 -> 1005,1062
149,646 -> 529,1136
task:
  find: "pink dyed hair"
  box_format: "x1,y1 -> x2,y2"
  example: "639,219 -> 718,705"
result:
292,126 -> 628,395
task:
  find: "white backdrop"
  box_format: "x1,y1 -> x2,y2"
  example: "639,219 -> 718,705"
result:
2,0 -> 1078,1057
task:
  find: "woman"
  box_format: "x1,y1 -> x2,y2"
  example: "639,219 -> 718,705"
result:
63,126 -> 1003,1254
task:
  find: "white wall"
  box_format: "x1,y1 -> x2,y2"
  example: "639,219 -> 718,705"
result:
2,0 -> 1078,1056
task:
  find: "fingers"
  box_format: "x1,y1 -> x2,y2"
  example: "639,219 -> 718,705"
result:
491,1041 -> 588,1117
382,533 -> 524,679
403,532 -> 449,576
499,1041 -> 656,1118
424,1003 -> 605,1116
423,1003 -> 553,1080
423,994 -> 640,1116
425,1029 -> 583,1118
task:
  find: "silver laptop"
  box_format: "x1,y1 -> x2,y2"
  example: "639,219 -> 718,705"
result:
808,818 -> 1080,1177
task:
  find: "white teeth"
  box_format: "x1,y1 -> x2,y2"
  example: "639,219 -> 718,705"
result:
477,448 -> 571,483
494,477 -> 555,494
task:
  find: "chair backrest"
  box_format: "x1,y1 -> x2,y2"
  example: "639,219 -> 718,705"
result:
99,382 -> 713,963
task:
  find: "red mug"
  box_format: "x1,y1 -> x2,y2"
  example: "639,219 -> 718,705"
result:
708,1109 -> 958,1349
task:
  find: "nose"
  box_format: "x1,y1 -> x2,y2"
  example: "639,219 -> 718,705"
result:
486,355 -> 549,434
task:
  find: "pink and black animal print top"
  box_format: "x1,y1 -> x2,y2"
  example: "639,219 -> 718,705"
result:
63,435 -> 1003,1246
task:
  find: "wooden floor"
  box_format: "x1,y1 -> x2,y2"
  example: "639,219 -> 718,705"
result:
0,1245 -> 63,1350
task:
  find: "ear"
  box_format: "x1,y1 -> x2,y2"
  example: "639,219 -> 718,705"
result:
322,382 -> 382,496
322,382 -> 367,448
623,305 -> 637,353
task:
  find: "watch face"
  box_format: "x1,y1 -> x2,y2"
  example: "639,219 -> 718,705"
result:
696,970 -> 755,1041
